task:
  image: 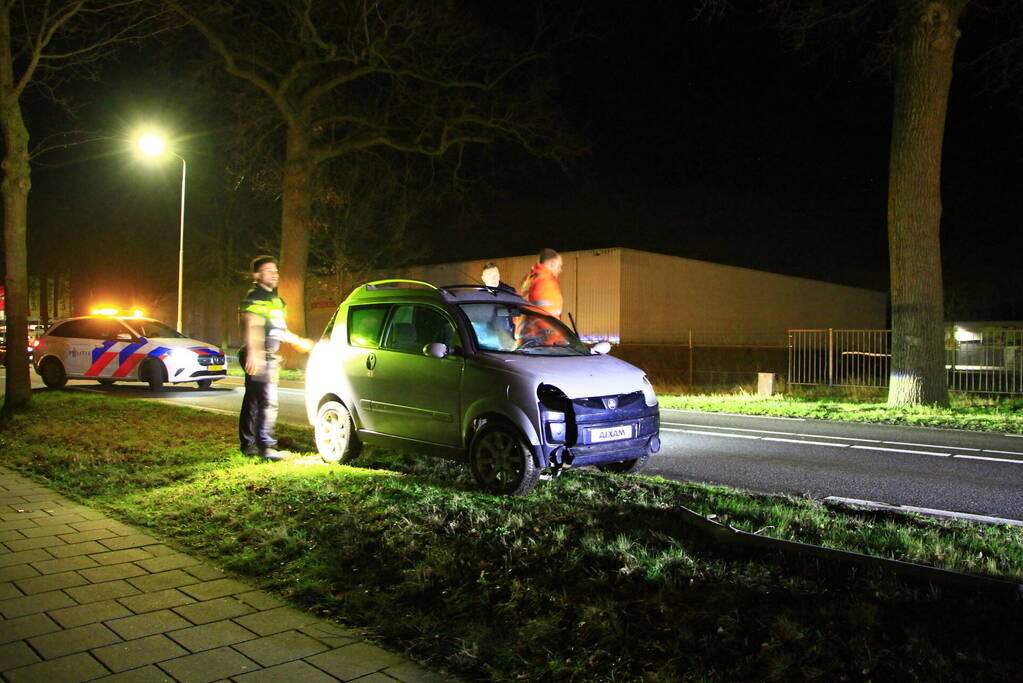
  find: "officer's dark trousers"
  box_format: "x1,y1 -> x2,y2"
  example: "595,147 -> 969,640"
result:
239,370 -> 279,455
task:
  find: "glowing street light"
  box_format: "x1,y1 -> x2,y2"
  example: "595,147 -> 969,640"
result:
137,132 -> 186,332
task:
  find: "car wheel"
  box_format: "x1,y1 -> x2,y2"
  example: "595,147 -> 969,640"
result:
597,454 -> 651,475
143,360 -> 165,391
97,378 -> 115,386
196,379 -> 213,389
39,358 -> 68,388
469,420 -> 540,496
316,400 -> 362,464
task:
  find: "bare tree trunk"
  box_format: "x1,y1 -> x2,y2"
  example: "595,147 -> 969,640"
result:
279,123 -> 313,340
887,0 -> 966,407
0,12 -> 32,413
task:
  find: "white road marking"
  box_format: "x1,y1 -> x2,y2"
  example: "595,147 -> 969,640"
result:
823,496 -> 1023,527
763,437 -> 848,448
662,409 -> 806,421
851,445 -> 950,457
955,454 -> 1023,466
662,428 -> 759,439
883,440 -> 980,452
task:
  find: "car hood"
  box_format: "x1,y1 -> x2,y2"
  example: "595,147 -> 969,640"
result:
475,352 -> 646,398
144,337 -> 220,353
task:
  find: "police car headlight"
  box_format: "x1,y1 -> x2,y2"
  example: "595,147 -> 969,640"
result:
642,376 -> 658,407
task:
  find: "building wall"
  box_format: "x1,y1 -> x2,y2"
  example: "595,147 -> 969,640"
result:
620,248 -> 887,345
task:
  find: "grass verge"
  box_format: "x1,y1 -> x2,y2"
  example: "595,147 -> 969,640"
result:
659,391 -> 1023,433
3,392 -> 1022,681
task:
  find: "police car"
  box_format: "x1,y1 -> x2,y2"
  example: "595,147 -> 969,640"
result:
32,310 -> 227,390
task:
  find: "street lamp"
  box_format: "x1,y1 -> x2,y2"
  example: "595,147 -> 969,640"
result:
137,133 -> 186,333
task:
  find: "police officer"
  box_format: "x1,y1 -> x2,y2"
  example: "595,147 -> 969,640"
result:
238,255 -> 292,461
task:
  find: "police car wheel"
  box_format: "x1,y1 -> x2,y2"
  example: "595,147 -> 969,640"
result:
469,420 -> 540,496
40,358 -> 68,388
597,454 -> 651,475
142,360 -> 165,391
315,400 -> 362,464
196,379 -> 213,389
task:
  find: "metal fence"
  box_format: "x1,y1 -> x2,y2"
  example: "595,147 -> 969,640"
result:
789,328 -> 1023,395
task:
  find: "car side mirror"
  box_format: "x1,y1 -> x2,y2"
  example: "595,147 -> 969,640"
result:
425,342 -> 448,359
115,333 -> 132,342
590,341 -> 611,355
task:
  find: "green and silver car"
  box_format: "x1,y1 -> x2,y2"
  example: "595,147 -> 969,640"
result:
305,280 -> 660,495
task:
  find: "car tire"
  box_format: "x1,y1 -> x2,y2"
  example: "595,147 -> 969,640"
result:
196,379 -> 213,389
39,358 -> 68,388
316,400 -> 362,464
97,378 -> 115,386
597,454 -> 651,475
469,420 -> 540,496
142,360 -> 165,391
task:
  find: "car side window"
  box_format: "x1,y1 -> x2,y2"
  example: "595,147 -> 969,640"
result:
48,321 -> 79,338
347,305 -> 389,348
382,305 -> 458,353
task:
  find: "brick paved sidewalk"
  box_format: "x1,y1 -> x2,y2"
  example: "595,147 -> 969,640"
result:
0,466 -> 451,683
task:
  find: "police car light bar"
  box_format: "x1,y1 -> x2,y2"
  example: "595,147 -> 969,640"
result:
90,307 -> 147,318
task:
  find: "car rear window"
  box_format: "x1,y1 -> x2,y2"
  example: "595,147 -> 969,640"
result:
348,305 -> 390,348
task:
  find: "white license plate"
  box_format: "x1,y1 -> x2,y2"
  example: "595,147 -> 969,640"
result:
209,364 -> 223,371
589,425 -> 633,443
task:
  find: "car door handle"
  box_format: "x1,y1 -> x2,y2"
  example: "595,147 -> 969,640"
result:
366,353 -> 377,370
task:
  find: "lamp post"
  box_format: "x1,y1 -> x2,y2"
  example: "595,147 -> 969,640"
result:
138,133 -> 186,332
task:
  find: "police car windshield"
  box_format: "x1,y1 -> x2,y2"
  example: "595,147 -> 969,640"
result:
121,318 -> 185,339
459,303 -> 589,356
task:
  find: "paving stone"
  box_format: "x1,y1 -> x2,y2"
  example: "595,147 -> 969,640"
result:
234,659 -> 339,683
105,609 -> 192,640
21,492 -> 68,503
141,544 -> 180,557
59,528 -> 119,544
174,596 -> 253,624
131,553 -> 199,575
297,622 -> 359,649
94,664 -> 176,681
0,518 -> 42,532
4,534 -> 68,551
20,523 -> 75,538
50,599 -> 133,628
4,651 -> 110,683
31,554 -> 100,575
92,634 -> 189,672
120,588 -> 196,614
235,590 -> 285,611
29,622 -> 122,659
91,548 -> 155,566
234,606 -> 319,636
65,579 -> 141,604
379,660 -> 453,683
69,519 -> 131,532
0,509 -> 50,521
182,563 -> 226,581
179,578 -> 250,601
79,562 -> 149,583
0,580 -> 23,600
0,588 -> 76,618
167,619 -> 258,652
0,612 -> 61,645
37,513 -> 88,526
128,569 -> 200,593
349,673 -> 397,683
0,640 -> 41,672
47,540 -> 109,558
0,547 -> 52,567
99,534 -> 159,551
307,642 -> 407,681
0,563 -> 40,582
14,569 -> 88,595
157,645 -> 261,683
0,528 -> 25,542
233,629 -> 329,667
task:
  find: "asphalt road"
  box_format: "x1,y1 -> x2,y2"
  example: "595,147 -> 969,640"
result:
15,371 -> 1023,522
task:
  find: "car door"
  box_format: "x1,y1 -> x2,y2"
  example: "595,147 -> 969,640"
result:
75,318 -> 128,379
342,304 -> 392,434
368,304 -> 464,446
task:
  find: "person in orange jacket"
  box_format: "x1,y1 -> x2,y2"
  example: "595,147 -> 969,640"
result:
519,248 -> 564,319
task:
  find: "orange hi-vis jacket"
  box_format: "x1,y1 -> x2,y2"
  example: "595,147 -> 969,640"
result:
519,262 -> 563,319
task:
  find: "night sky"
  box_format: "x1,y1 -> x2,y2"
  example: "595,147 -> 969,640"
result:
17,3 -> 1023,321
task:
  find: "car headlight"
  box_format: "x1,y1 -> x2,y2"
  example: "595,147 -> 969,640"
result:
641,376 -> 658,407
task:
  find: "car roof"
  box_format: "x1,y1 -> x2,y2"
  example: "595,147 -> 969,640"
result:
344,280 -> 525,306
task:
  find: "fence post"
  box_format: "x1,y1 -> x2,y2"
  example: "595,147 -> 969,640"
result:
828,328 -> 834,387
688,330 -> 693,387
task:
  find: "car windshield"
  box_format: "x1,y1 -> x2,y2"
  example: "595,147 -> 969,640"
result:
121,318 -> 186,339
459,303 -> 590,356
